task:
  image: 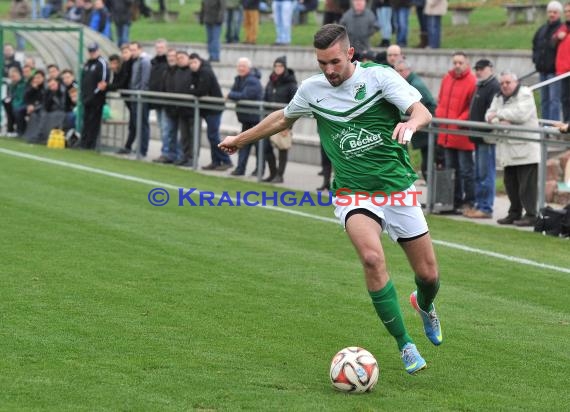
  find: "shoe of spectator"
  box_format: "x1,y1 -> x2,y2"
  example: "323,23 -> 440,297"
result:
202,163 -> 217,170
250,169 -> 258,176
463,209 -> 492,219
153,156 -> 173,164
497,215 -> 521,225
116,147 -> 131,155
262,175 -> 275,182
271,175 -> 284,183
513,216 -> 537,227
230,169 -> 245,176
215,162 -> 233,171
317,169 -> 324,176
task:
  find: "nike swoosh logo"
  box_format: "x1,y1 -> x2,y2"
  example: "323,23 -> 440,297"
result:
383,317 -> 396,324
316,97 -> 326,103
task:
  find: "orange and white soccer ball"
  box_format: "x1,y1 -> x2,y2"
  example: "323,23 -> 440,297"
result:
329,347 -> 379,393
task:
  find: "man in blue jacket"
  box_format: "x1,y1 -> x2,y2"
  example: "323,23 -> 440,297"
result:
227,57 -> 263,176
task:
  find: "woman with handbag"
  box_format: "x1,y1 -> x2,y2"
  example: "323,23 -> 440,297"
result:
262,56 -> 298,183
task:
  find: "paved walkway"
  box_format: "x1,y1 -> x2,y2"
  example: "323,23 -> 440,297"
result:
107,139 -> 533,231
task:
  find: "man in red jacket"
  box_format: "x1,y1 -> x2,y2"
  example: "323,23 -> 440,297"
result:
435,51 -> 477,213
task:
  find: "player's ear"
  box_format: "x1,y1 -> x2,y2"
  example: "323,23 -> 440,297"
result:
347,46 -> 355,62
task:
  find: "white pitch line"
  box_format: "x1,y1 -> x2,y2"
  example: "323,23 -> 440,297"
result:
2,147 -> 569,275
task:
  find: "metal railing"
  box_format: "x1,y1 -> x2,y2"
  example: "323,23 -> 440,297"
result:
105,89 -> 570,213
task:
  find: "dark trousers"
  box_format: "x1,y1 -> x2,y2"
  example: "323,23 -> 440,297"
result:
561,77 -> 570,122
504,163 -> 538,218
204,113 -> 231,165
2,100 -> 15,132
264,138 -> 288,177
125,102 -> 150,156
178,114 -> 194,161
445,148 -> 475,208
80,102 -> 104,149
236,121 -> 260,173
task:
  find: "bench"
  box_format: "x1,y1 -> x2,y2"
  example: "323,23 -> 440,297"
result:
503,3 -> 546,25
449,5 -> 476,26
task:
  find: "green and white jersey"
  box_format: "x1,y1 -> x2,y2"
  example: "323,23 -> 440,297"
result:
284,62 -> 421,195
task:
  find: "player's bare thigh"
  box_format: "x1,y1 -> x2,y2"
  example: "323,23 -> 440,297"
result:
398,232 -> 439,282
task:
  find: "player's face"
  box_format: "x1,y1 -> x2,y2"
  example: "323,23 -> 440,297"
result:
316,41 -> 354,87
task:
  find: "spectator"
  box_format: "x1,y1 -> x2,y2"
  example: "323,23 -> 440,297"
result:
436,51 -> 477,213
21,69 -> 46,142
262,55 -> 298,183
532,1 -> 563,120
394,59 -> 437,182
2,67 -> 27,136
46,64 -> 60,81
242,0 -> 260,45
187,52 -> 233,171
272,0 -> 296,46
227,57 -> 263,176
392,0 -> 411,47
80,42 -> 109,149
372,0 -> 392,47
486,71 -> 541,227
323,0 -> 349,25
107,44 -> 133,92
64,0 -> 84,23
424,0 -> 447,49
82,0 -> 93,24
89,0 -> 112,39
464,59 -> 501,219
148,39 -> 170,163
3,44 -> 22,78
10,0 -> 31,51
225,0 -> 243,44
339,0 -> 378,56
117,41 -> 151,157
110,0 -> 134,46
202,0 -> 226,62
293,0 -> 318,25
171,51 -> 195,167
22,65 -> 34,83
24,56 -> 36,70
411,0 -> 427,48
386,44 -> 403,67
553,1 -> 570,122
161,48 -> 183,164
41,0 -> 62,18
60,68 -> 78,130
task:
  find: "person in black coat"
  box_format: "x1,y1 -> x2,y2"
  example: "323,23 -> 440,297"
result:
171,51 -> 194,167
148,40 -> 170,163
80,42 -> 110,149
531,2 -> 563,120
188,53 -> 233,171
262,55 -> 297,183
159,48 -> 181,163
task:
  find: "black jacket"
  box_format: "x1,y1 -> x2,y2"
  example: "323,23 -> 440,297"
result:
162,65 -> 178,117
109,0 -> 133,25
171,66 -> 194,117
188,59 -> 224,117
44,84 -> 66,113
532,19 -> 562,74
108,59 -> 133,92
263,68 -> 298,106
469,75 -> 500,144
81,56 -> 110,106
24,83 -> 45,108
149,54 -> 169,108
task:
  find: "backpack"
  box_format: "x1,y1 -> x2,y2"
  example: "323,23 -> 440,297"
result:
534,205 -> 570,237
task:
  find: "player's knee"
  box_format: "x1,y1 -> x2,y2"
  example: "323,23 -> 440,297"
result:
418,261 -> 439,283
360,250 -> 384,271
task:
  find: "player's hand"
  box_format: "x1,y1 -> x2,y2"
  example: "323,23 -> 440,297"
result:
392,123 -> 416,145
218,135 -> 240,155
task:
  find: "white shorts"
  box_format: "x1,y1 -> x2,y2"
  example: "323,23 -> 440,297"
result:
333,185 -> 428,242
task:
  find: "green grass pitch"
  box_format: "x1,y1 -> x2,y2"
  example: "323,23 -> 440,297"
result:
0,138 -> 568,411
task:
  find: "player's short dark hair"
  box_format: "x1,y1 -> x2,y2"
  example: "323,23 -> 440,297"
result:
313,24 -> 349,50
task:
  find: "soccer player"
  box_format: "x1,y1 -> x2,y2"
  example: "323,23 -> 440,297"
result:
219,24 -> 442,374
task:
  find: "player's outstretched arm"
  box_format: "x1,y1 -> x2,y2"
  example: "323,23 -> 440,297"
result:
219,109 -> 296,155
392,102 -> 433,145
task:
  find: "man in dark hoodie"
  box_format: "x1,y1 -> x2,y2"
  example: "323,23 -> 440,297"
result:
188,52 -> 233,171
464,59 -> 501,220
80,42 -> 109,149
227,56 -> 263,176
532,1 -> 563,120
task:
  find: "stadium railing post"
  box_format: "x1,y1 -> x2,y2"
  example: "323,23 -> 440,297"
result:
426,130 -> 436,214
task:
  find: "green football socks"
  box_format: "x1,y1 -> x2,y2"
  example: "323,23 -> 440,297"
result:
369,279 -> 413,351
415,276 -> 440,312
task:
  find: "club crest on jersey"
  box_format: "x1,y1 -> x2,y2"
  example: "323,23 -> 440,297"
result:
354,83 -> 366,101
